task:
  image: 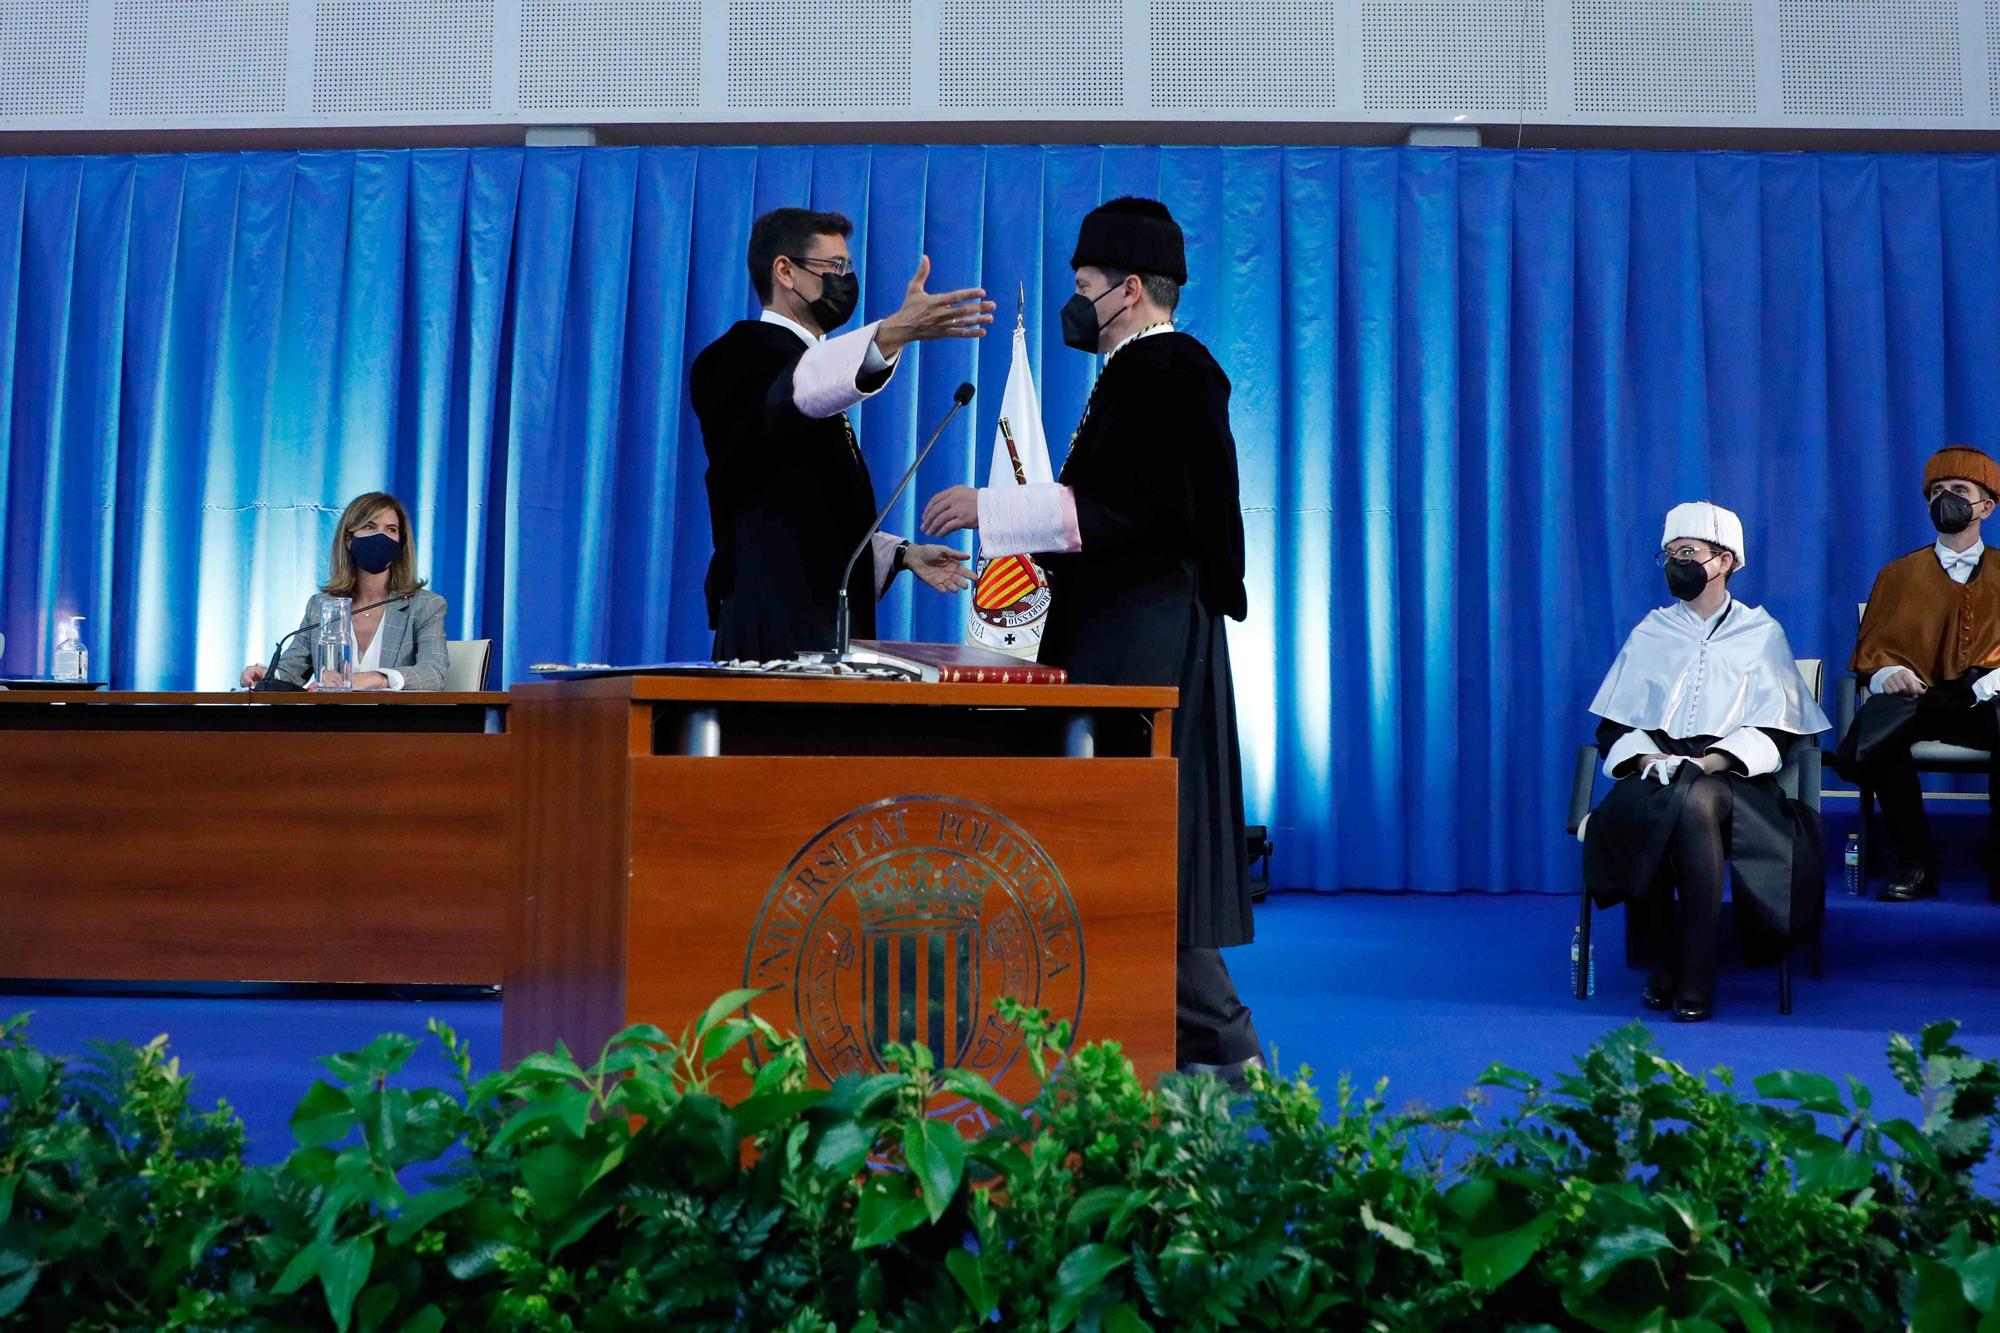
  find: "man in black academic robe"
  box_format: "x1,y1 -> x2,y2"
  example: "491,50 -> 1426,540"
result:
920,197 -> 1262,1079
690,207 -> 993,660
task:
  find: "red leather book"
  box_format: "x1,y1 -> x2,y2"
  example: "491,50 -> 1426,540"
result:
848,639 -> 1069,685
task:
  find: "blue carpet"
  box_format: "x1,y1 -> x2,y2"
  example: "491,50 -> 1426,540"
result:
8,884 -> 2000,1162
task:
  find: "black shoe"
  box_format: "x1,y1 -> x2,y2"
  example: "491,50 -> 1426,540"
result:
1640,984 -> 1673,1012
1672,999 -> 1713,1023
1881,869 -> 1939,902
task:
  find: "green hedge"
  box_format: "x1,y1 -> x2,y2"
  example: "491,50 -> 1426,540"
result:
4,993 -> 2000,1330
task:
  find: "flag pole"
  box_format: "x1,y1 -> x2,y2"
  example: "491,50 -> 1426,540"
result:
1016,281 -> 1025,332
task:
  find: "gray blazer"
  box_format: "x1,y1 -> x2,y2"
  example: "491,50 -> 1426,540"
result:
276,588 -> 450,691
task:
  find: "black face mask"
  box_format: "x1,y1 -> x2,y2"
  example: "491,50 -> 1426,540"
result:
805,270 -> 859,333
1931,490 -> 1979,535
1664,556 -> 1714,602
348,532 -> 401,575
1059,287 -> 1121,353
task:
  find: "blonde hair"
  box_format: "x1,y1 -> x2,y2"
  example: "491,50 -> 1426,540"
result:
321,492 -> 425,597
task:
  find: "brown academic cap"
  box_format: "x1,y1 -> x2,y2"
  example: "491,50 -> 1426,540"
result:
1924,445 -> 2000,499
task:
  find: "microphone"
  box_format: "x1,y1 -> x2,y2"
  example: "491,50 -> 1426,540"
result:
252,589 -> 418,692
831,381 -> 975,658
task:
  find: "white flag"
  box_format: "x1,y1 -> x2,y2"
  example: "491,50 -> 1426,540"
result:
966,324 -> 1055,659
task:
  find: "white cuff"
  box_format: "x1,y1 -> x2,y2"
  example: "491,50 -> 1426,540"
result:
861,340 -> 895,376
1869,665 -> 1915,695
871,531 -> 903,600
1976,673 -> 2000,703
1603,729 -> 1660,781
977,483 -> 1081,557
794,320 -> 896,419
1710,726 -> 1780,778
383,667 -> 406,692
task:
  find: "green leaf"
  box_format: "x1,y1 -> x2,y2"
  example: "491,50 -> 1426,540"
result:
0,1175 -> 17,1228
386,1184 -> 473,1246
1050,1243 -> 1130,1332
1956,1248 -> 2000,1313
1686,1269 -> 1773,1333
320,1235 -> 375,1333
1460,1213 -> 1558,1290
1104,1304 -> 1154,1333
520,1140 -> 593,1218
699,987 -> 769,1035
731,1089 -> 830,1136
939,1068 -> 1019,1121
946,1248 -> 998,1319
0,1268 -> 37,1319
1883,1118 -> 1945,1171
1913,1254 -> 1978,1331
1793,1140 -> 1874,1194
1578,1226 -> 1675,1290
814,1122 -> 874,1177
398,1307 -> 447,1333
1755,1069 -> 1847,1115
291,1079 -> 357,1147
275,1240 -> 330,1296
1069,1185 -> 1141,1233
903,1118 -> 967,1223
1360,1201 -> 1419,1252
853,1173 -> 928,1249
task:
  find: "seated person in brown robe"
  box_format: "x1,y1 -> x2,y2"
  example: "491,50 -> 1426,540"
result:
1584,502 -> 1829,1022
1837,445 -> 2000,902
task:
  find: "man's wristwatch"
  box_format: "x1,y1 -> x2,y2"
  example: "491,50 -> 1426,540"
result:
891,540 -> 910,573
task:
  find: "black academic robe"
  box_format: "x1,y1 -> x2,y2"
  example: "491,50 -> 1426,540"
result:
690,320 -> 880,661
1039,331 -> 1253,949
1583,722 -> 1823,965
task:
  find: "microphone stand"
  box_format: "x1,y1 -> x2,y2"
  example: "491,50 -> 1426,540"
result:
828,382 -> 976,659
252,589 -> 417,692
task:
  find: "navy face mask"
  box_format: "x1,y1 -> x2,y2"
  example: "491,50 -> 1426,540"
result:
348,532 -> 400,575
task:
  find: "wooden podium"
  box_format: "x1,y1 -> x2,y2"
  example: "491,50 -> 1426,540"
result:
504,674 -> 1179,1103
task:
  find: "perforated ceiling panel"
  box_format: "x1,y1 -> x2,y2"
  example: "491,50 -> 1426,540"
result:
521,0 -> 702,111
1360,0 -> 1548,113
1150,0 -> 1341,112
1986,0 -> 2000,115
110,0 -> 288,116
727,0 -> 913,109
1779,0 -> 1963,118
1574,0 -> 1756,115
937,0 -> 1121,109
0,0 -> 87,118
315,0 -> 494,115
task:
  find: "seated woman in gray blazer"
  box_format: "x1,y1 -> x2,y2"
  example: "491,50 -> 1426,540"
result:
238,491 -> 450,691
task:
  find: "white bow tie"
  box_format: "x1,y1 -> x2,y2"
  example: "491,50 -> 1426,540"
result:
1945,550 -> 1980,567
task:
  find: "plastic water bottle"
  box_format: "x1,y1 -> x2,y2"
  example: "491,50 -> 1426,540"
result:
52,615 -> 87,681
1570,925 -> 1595,998
1844,833 -> 1863,896
312,597 -> 356,690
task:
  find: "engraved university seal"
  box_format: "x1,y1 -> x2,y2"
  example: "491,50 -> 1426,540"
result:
744,796 -> 1085,1086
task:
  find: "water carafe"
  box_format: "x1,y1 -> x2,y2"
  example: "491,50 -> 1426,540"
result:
312,598 -> 357,690
53,615 -> 88,681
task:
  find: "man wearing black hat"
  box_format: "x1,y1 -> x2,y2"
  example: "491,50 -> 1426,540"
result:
921,197 -> 1261,1080
692,207 -> 994,661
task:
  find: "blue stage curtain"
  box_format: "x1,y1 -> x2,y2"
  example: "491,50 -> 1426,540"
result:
2,146 -> 1995,893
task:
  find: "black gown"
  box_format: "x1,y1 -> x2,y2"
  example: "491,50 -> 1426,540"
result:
690,320 -> 882,661
1038,331 -> 1253,952
1584,721 -> 1822,968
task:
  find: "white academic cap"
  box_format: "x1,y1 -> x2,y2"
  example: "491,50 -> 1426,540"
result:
1661,501 -> 1746,571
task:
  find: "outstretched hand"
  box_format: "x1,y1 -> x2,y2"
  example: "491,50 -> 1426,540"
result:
907,543 -> 972,594
921,485 -> 979,536
874,257 -> 995,359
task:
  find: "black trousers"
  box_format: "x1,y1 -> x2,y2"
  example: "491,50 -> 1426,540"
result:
1177,947 -> 1262,1066
1636,776 -> 1734,1006
1846,690 -> 2000,878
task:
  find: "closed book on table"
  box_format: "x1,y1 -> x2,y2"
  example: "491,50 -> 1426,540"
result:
848,639 -> 1069,685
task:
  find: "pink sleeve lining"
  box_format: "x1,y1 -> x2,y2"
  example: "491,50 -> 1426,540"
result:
977,483 -> 1081,557
793,320 -> 897,419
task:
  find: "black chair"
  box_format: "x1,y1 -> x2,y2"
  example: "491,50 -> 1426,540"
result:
1566,658 -> 1825,1015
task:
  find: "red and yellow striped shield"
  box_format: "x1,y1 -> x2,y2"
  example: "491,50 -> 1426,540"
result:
973,554 -> 1042,611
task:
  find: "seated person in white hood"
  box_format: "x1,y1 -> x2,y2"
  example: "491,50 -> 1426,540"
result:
1583,502 -> 1829,1022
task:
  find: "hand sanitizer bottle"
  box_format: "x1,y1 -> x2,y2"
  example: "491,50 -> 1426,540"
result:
53,616 -> 87,681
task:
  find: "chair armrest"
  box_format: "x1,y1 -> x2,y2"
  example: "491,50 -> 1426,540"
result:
1797,745 -> 1822,811
1568,744 -> 1600,836
1837,673 -> 1858,743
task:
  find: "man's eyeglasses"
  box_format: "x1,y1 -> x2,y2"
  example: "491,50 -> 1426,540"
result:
1655,545 -> 1717,566
784,255 -> 852,277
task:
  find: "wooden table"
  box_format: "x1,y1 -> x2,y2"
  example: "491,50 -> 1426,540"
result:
504,674 -> 1181,1106
0,691 -> 511,984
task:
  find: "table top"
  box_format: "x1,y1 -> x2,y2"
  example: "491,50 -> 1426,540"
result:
512,674 -> 1179,711
0,690 -> 508,707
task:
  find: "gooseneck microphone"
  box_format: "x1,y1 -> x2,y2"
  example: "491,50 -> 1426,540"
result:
252,589 -> 417,692
831,380 -> 976,658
